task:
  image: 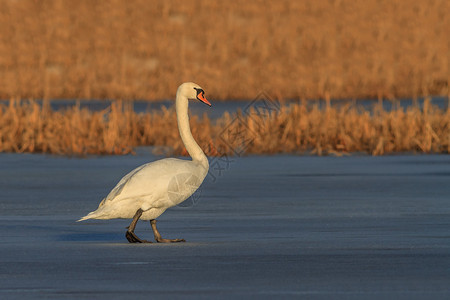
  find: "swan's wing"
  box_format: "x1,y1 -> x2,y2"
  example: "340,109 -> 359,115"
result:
99,164 -> 149,207
98,158 -> 207,209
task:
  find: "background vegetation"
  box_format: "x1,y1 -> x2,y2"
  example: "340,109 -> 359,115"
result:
0,0 -> 448,101
0,1 -> 448,156
1,99 -> 448,156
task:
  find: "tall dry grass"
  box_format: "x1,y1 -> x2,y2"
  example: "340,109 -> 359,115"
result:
0,100 -> 448,156
0,0 -> 448,101
238,100 -> 450,156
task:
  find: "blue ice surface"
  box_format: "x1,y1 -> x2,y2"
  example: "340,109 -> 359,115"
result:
0,151 -> 449,299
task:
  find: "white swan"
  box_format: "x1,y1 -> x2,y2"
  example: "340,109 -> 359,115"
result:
78,82 -> 211,243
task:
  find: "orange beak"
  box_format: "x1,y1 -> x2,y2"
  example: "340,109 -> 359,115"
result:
197,92 -> 211,107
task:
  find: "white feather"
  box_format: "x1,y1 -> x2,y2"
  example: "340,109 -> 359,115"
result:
78,82 -> 210,222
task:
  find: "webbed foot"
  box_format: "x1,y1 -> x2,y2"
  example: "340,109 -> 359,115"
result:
150,219 -> 186,243
126,230 -> 152,243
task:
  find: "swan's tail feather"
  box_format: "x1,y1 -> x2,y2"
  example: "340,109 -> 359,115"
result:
78,198 -> 107,222
77,210 -> 102,222
77,213 -> 93,222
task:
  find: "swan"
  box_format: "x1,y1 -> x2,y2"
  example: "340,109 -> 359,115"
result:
78,82 -> 211,243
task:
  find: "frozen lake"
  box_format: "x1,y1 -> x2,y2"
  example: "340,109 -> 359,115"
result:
0,152 -> 449,299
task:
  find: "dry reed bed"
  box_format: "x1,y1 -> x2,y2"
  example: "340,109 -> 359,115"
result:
0,0 -> 448,100
0,100 -> 449,156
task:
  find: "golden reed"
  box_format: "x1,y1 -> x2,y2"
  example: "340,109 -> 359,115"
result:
0,100 -> 448,156
0,0 -> 447,101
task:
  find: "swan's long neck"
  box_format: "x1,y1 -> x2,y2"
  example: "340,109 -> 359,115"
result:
176,91 -> 209,169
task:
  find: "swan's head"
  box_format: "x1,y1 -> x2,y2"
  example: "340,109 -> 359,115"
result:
178,82 -> 211,107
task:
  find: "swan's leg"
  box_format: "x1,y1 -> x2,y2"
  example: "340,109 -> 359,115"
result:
126,209 -> 152,243
150,219 -> 186,243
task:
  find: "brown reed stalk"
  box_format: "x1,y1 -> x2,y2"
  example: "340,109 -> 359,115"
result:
0,0 -> 447,101
1,100 -> 449,156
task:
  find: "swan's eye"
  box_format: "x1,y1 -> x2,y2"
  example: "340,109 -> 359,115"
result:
193,87 -> 204,96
